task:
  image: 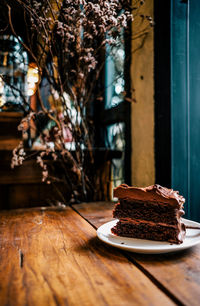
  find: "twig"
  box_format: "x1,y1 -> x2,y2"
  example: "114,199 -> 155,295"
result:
186,225 -> 200,230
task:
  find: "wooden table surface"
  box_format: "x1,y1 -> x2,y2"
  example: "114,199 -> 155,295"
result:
0,202 -> 199,306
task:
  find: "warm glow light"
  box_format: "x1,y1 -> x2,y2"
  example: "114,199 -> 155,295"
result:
27,63 -> 39,82
0,77 -> 4,94
28,75 -> 39,83
27,63 -> 39,96
0,96 -> 5,107
27,88 -> 35,96
0,76 -> 5,106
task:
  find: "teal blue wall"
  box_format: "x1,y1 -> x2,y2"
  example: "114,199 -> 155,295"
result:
171,0 -> 200,221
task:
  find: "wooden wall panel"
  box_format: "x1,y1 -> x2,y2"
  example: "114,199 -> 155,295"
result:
131,0 -> 155,187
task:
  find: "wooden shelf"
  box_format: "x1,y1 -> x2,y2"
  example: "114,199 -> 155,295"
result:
0,111 -> 23,150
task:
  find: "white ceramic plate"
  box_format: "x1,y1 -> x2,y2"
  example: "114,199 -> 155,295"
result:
97,218 -> 200,254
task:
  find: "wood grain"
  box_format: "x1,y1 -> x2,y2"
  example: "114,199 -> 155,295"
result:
73,201 -> 200,306
73,201 -> 115,228
0,207 -> 174,306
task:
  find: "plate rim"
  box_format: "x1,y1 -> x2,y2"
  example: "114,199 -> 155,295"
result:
96,218 -> 200,254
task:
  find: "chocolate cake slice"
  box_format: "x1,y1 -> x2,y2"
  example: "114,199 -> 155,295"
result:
111,184 -> 186,244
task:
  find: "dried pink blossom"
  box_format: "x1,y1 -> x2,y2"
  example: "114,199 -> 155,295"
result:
11,142 -> 26,168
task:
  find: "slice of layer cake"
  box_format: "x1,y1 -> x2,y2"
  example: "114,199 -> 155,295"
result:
111,184 -> 186,244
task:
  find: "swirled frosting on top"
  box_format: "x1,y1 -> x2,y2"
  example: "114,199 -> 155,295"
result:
113,184 -> 185,209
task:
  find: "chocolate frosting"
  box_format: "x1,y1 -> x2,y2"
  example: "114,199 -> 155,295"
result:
113,184 -> 185,209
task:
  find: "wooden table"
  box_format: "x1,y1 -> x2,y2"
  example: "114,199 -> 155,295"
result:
0,202 -> 199,305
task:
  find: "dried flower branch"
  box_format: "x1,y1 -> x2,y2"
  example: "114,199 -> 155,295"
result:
0,0 -> 152,203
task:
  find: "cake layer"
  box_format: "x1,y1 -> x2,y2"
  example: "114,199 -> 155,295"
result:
111,220 -> 186,244
113,200 -> 185,225
114,184 -> 185,209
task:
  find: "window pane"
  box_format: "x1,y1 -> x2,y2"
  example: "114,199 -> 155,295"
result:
0,35 -> 28,108
105,33 -> 125,110
106,123 -> 125,190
